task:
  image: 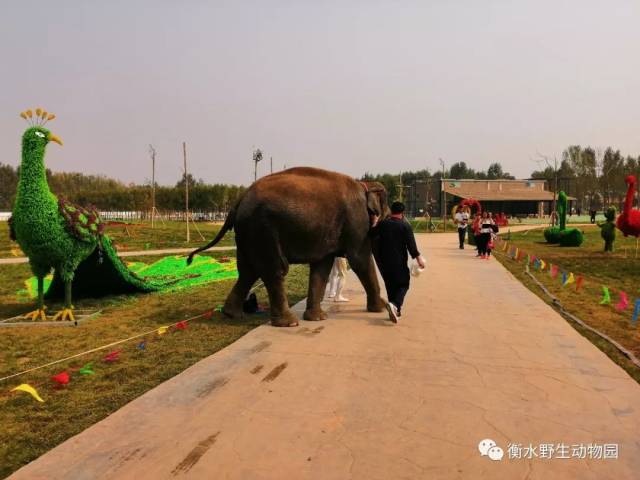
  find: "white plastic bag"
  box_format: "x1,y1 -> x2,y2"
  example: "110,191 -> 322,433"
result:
411,256 -> 426,277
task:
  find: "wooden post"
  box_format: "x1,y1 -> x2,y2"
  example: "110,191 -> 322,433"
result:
270,156 -> 273,174
183,141 -> 189,243
149,145 -> 156,228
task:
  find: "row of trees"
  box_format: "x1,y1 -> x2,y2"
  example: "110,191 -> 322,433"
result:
530,146 -> 640,210
0,164 -> 245,212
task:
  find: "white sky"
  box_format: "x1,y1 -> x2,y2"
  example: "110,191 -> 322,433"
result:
1,0 -> 639,185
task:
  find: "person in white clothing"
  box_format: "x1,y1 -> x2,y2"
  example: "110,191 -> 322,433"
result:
327,256 -> 349,302
454,207 -> 470,249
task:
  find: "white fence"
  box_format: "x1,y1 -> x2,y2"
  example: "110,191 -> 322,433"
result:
0,211 -> 228,222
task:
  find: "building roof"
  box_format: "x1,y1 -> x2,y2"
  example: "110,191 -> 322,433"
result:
442,179 -> 575,201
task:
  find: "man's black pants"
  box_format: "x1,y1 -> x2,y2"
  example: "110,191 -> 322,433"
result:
383,278 -> 409,313
458,227 -> 466,248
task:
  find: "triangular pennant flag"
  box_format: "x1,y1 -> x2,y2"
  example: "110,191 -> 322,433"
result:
551,265 -> 559,278
575,276 -> 584,291
137,340 -> 146,350
548,263 -> 553,275
531,255 -> 537,265
540,259 -> 546,271
514,248 -> 519,260
175,321 -> 188,330
103,350 -> 121,362
79,362 -> 95,375
632,299 -> 640,324
203,309 -> 214,320
157,326 -> 169,335
600,286 -> 611,305
51,371 -> 70,386
616,291 -> 629,311
502,241 -> 508,252
214,304 -> 224,313
11,383 -> 44,402
561,272 -> 568,285
525,263 -> 530,273
526,254 -> 531,265
564,272 -> 574,286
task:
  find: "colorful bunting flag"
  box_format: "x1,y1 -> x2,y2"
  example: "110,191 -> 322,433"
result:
616,291 -> 629,311
103,350 -> 121,362
633,300 -> 640,324
575,276 -> 584,291
564,272 -> 574,286
525,254 -> 531,265
12,383 -> 44,402
540,259 -> 546,270
137,341 -> 146,350
79,362 -> 95,375
157,326 -> 169,335
51,371 -> 70,386
502,241 -> 508,251
561,272 -> 567,285
600,286 -> 611,305
551,265 -> 559,278
175,321 -> 188,330
214,304 -> 224,313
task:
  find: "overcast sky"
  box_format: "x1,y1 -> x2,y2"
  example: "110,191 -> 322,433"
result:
1,1 -> 639,186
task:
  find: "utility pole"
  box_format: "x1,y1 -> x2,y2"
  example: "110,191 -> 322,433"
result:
440,158 -> 446,231
149,144 -> 156,228
183,141 -> 189,243
270,156 -> 273,174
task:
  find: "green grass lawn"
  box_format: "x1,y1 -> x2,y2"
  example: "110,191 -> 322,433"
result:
0,220 -> 234,258
0,249 -> 309,478
495,225 -> 640,383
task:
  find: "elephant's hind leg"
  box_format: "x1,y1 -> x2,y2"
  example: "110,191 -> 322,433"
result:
223,252 -> 258,319
303,255 -> 334,321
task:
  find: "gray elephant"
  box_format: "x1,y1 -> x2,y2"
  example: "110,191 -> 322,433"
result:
188,167 -> 388,327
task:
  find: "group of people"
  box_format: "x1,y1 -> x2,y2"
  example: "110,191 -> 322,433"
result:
455,209 -> 499,259
326,201 -> 424,324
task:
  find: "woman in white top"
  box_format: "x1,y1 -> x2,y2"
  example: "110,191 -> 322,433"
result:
477,211 -> 495,260
327,256 -> 349,302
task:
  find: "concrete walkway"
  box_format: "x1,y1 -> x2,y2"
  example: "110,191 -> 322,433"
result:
10,233 -> 640,479
0,246 -> 235,265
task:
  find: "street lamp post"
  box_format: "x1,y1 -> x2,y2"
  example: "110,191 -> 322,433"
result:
440,158 -> 446,231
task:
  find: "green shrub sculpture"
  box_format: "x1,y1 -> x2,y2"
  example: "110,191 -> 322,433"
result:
598,207 -> 617,252
544,191 -> 584,247
9,109 -> 157,321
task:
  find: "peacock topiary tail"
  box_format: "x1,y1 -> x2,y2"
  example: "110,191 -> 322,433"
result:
45,236 -> 159,300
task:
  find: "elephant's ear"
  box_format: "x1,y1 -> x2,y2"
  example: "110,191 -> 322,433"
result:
362,181 -> 388,217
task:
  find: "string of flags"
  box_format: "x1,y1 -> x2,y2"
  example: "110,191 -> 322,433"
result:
4,307 -> 222,404
498,237 -> 639,326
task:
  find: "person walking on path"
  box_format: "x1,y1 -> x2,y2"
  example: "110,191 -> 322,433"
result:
472,213 -> 482,256
327,256 -> 349,302
454,207 -> 470,249
477,211 -> 495,259
371,201 -> 425,323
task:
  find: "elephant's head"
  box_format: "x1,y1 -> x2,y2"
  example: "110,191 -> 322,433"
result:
361,181 -> 389,223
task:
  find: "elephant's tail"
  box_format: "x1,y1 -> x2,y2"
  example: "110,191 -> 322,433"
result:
187,208 -> 235,265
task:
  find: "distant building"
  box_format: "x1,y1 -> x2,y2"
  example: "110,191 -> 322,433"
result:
403,178 -> 571,218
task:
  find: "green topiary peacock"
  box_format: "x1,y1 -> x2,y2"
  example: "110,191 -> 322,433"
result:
9,109 -> 157,321
598,207 -> 616,252
543,191 -> 584,247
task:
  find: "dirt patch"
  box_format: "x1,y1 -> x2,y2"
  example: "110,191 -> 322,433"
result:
196,377 -> 229,398
248,340 -> 271,354
262,362 -> 288,382
171,432 -> 220,475
250,365 -> 264,374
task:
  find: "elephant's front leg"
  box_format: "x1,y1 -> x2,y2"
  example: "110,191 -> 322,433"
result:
348,247 -> 386,312
303,255 -> 334,321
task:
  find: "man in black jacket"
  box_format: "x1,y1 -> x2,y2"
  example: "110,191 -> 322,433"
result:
371,201 -> 424,323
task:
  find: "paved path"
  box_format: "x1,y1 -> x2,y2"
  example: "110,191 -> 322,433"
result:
0,246 -> 235,265
10,234 -> 640,479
